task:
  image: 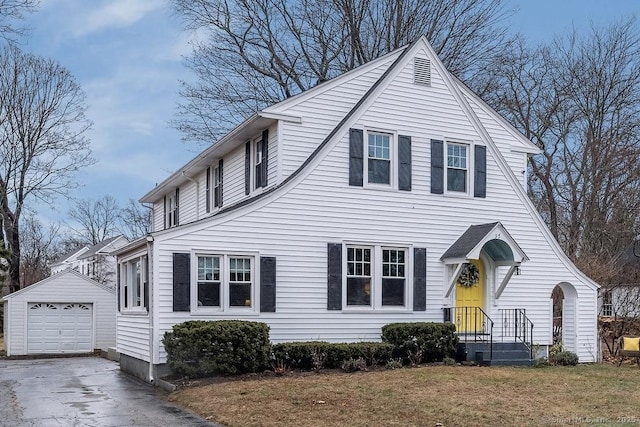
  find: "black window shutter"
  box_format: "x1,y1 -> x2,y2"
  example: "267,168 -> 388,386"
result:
144,256 -> 149,312
260,256 -> 276,312
261,129 -> 269,187
175,187 -> 180,225
245,141 -> 251,195
413,247 -> 427,311
327,243 -> 342,310
430,139 -> 444,194
349,128 -> 363,187
172,253 -> 190,312
218,158 -> 224,207
117,264 -> 121,311
474,145 -> 487,198
163,195 -> 167,229
205,167 -> 211,213
398,135 -> 412,191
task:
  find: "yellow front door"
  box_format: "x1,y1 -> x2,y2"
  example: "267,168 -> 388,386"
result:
454,259 -> 485,333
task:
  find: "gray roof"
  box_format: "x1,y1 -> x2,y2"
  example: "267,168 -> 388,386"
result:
49,246 -> 88,266
441,223 -> 500,260
78,236 -> 126,259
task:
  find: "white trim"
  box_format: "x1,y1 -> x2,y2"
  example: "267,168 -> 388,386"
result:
363,128 -> 397,190
342,242 -> 413,312
445,263 -> 464,298
421,37 -> 599,291
189,250 -> 260,314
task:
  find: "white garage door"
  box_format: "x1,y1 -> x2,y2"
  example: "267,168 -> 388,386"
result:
27,303 -> 93,354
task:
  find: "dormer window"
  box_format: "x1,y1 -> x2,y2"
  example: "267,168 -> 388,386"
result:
164,188 -> 179,228
245,129 -> 269,195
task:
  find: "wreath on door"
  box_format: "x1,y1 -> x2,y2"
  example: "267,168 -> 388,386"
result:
458,263 -> 480,287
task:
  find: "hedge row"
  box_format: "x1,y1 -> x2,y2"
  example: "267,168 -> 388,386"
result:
163,320 -> 457,378
271,341 -> 394,369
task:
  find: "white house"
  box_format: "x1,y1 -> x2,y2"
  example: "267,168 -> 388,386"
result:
49,245 -> 89,275
2,269 -> 116,356
115,37 -> 599,382
50,236 -> 128,288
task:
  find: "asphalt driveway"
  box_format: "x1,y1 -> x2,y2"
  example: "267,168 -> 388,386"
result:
0,356 -> 216,427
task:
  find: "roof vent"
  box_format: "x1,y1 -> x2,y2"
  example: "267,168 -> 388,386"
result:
413,57 -> 431,87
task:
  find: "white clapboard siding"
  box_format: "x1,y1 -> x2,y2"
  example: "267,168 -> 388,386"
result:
153,199 -> 164,232
274,56 -> 397,178
2,270 -> 116,356
116,313 -> 150,361
122,38 -> 597,367
149,115 -> 596,362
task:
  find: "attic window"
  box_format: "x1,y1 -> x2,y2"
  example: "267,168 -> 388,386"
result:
413,57 -> 431,87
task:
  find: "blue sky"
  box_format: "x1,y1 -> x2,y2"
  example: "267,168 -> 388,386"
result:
16,0 -> 640,226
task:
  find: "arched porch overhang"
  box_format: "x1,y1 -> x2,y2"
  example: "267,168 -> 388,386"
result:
441,222 -> 529,299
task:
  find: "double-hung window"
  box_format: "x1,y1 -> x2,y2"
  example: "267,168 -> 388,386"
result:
347,247 -> 372,306
197,256 -> 221,307
165,191 -> 179,228
601,290 -> 613,317
246,130 -> 268,195
345,245 -> 409,309
367,132 -> 391,185
382,249 -> 406,306
446,142 -> 468,193
255,140 -> 264,189
120,255 -> 147,312
213,164 -> 222,207
193,254 -> 255,312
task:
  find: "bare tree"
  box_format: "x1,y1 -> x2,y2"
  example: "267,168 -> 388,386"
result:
68,195 -> 120,245
486,19 -> 640,283
0,0 -> 38,41
171,0 -> 515,143
0,45 -> 93,294
118,198 -> 152,240
19,214 -> 59,287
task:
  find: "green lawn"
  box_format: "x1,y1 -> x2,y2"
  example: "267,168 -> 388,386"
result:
170,364 -> 640,427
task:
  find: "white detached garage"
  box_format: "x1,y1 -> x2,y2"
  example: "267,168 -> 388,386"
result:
2,270 -> 116,356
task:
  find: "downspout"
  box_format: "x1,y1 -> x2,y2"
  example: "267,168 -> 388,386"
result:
182,172 -> 200,220
146,235 -> 155,383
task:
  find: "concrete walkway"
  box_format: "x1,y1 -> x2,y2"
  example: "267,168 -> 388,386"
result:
0,356 -> 217,427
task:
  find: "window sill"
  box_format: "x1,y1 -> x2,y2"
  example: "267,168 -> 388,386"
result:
362,184 -> 398,193
341,307 -> 413,314
190,309 -> 259,316
443,191 -> 472,199
119,309 -> 148,316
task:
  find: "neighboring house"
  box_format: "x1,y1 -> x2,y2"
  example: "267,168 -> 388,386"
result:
50,236 -> 128,288
49,245 -> 89,275
115,37 -> 599,382
2,269 -> 116,356
599,241 -> 640,318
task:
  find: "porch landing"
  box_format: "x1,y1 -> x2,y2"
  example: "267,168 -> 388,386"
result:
456,341 -> 534,366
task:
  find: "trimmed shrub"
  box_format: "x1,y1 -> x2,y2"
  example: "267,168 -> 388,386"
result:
271,341 -> 394,370
549,350 -> 579,366
381,322 -> 458,363
162,320 -> 270,378
341,357 -> 367,372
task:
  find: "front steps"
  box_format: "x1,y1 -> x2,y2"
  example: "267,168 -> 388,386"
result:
456,341 -> 534,366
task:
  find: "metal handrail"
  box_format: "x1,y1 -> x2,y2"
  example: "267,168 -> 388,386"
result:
444,306 -> 494,360
500,308 -> 535,358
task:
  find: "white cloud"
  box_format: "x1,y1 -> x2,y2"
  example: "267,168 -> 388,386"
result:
73,0 -> 165,36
